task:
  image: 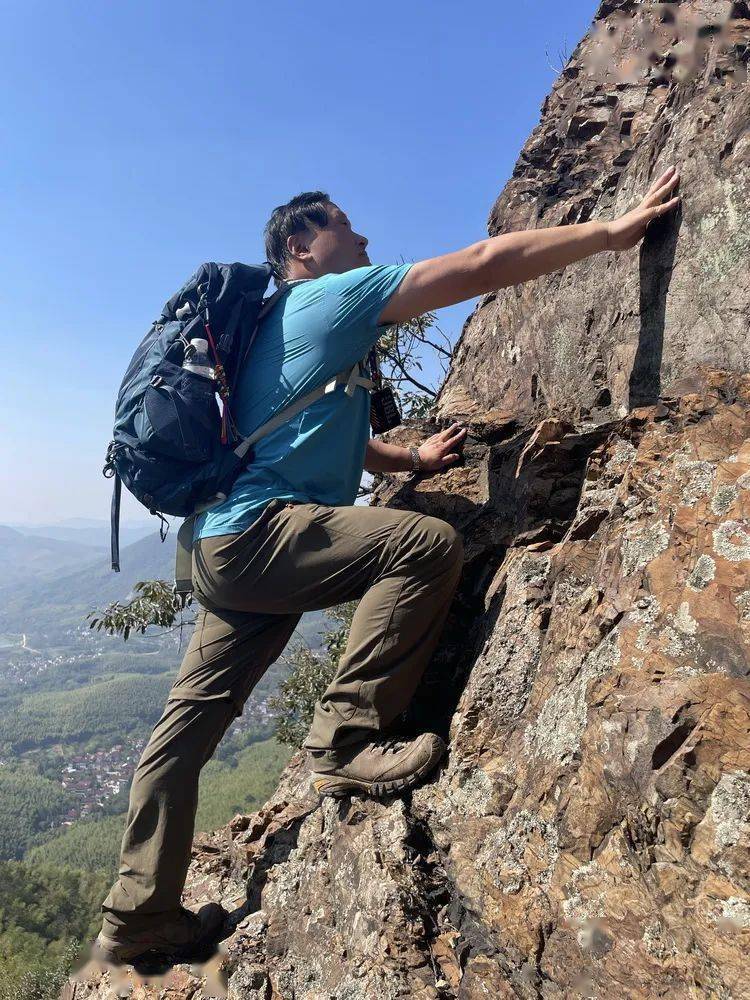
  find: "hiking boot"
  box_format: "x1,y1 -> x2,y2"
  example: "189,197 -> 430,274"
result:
91,902 -> 227,967
309,732 -> 446,798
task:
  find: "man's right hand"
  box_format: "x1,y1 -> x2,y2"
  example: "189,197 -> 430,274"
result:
605,166 -> 681,251
378,166 -> 683,326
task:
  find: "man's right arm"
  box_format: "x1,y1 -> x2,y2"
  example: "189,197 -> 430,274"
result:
378,167 -> 680,326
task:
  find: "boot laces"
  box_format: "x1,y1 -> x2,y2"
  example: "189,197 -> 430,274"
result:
374,737 -> 409,756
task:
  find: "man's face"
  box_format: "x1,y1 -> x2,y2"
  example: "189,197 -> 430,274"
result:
292,202 -> 370,276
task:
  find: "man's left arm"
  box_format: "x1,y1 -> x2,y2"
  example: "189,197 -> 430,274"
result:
364,423 -> 468,474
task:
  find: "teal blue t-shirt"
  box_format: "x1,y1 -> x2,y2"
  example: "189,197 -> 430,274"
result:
193,262 -> 413,541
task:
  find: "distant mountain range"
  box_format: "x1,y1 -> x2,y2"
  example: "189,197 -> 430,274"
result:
0,527 -> 180,646
0,517 -> 334,653
0,525 -> 105,587
5,516 -> 159,552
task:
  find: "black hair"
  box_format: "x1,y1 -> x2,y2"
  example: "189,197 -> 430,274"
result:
264,190 -> 331,286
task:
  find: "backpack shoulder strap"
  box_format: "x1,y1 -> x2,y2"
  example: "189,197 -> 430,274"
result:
234,281 -> 293,382
233,357 -> 374,460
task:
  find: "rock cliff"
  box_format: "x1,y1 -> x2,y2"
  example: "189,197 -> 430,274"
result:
65,2 -> 750,997
436,0 -> 750,421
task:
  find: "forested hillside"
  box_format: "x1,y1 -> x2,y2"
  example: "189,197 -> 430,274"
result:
0,769 -> 75,860
1,739 -> 290,999
0,519 -> 330,999
0,526 -> 104,587
0,672 -> 174,753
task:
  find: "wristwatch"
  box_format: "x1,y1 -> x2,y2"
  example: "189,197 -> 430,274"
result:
409,445 -> 422,472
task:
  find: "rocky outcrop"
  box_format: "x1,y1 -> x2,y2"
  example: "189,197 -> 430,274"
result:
68,372 -> 750,999
436,0 -> 750,424
65,2 -> 750,997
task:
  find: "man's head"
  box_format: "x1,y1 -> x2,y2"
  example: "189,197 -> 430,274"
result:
264,191 -> 370,286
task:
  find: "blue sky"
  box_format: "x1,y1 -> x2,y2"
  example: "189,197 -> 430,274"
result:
0,0 -> 597,524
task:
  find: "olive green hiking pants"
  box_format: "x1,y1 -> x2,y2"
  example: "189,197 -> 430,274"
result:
100,497 -> 464,935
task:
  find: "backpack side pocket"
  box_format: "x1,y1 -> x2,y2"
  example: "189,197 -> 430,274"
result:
135,360 -> 220,462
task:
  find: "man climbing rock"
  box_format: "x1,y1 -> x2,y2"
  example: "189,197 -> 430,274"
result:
94,168 -> 680,966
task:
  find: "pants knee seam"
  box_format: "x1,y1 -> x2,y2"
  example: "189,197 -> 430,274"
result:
167,688 -> 244,715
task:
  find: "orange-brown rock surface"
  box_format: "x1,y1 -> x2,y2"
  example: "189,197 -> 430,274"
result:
67,372 -> 750,999
436,0 -> 750,422
64,2 -> 749,998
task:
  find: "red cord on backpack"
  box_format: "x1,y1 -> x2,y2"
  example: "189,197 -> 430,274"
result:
204,320 -> 232,445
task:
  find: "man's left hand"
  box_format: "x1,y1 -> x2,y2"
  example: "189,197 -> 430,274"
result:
417,423 -> 468,473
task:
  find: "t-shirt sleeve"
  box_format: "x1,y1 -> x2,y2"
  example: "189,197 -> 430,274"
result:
323,262 -> 413,359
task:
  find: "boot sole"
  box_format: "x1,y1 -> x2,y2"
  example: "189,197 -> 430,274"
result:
92,933 -> 172,965
92,914 -> 225,967
311,746 -> 445,799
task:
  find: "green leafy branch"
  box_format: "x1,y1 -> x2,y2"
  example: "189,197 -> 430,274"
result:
378,309 -> 454,418
86,581 -> 187,640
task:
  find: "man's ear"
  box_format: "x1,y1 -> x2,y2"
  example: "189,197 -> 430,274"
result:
287,230 -> 311,263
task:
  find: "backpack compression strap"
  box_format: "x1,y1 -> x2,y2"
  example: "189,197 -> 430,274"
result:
110,470 -> 122,573
174,490 -> 229,603
173,356 -> 376,600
